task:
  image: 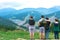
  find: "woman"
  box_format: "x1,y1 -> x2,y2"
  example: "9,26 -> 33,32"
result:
53,19 -> 59,39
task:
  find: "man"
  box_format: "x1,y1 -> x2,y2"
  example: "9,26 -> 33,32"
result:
38,15 -> 45,40
28,16 -> 35,40
45,18 -> 51,39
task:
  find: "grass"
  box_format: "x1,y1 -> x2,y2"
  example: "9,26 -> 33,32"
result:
0,30 -> 60,40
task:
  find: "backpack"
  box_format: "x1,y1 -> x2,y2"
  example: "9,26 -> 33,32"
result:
39,19 -> 46,27
45,21 -> 51,30
29,19 -> 35,25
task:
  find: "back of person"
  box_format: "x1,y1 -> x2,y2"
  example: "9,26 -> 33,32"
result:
39,20 -> 46,27
38,17 -> 46,27
29,19 -> 35,26
54,22 -> 59,31
28,16 -> 35,40
54,22 -> 59,27
38,15 -> 45,39
45,20 -> 51,30
53,19 -> 59,39
45,18 -> 51,39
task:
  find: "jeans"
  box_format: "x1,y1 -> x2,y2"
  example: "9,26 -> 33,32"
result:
45,29 -> 50,39
54,31 -> 59,39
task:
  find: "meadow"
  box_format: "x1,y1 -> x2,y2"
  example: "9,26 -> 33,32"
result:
0,30 -> 60,40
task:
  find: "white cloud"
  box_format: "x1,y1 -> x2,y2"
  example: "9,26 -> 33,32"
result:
0,0 -> 60,10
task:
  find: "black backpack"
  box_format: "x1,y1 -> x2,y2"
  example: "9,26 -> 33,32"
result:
45,21 -> 51,30
29,19 -> 35,25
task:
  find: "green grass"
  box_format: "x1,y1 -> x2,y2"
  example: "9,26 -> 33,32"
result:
0,30 -> 60,40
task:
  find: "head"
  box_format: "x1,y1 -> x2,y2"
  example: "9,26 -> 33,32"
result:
55,19 -> 59,22
46,18 -> 49,20
41,15 -> 44,18
30,16 -> 33,19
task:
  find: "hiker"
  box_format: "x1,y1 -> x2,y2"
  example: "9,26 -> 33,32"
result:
38,15 -> 45,40
28,16 -> 35,40
45,18 -> 51,39
53,19 -> 59,39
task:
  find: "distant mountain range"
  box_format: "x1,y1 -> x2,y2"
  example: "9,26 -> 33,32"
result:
0,8 -> 17,16
0,6 -> 60,21
0,17 -> 29,31
45,11 -> 60,18
0,6 -> 60,31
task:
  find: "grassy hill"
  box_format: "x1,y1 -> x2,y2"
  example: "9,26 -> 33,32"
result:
0,30 -> 60,40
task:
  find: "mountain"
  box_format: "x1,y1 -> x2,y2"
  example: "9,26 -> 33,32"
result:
9,10 -> 41,21
55,11 -> 60,18
53,6 -> 60,10
48,7 -> 60,14
0,6 -> 60,21
0,8 -> 17,16
0,7 -> 60,31
17,8 -> 35,13
1,8 -> 35,18
35,8 -> 49,15
45,11 -> 60,18
2,8 -> 41,21
0,17 -> 18,30
0,7 -> 59,17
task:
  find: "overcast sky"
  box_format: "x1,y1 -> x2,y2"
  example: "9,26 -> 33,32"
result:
0,0 -> 60,10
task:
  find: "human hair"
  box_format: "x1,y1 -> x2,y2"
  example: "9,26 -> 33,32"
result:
30,16 -> 33,18
41,15 -> 44,18
46,18 -> 49,20
55,19 -> 59,22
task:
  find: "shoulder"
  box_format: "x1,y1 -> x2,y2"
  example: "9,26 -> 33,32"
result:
39,18 -> 45,22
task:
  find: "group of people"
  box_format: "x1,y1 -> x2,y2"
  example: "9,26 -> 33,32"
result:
25,15 -> 59,40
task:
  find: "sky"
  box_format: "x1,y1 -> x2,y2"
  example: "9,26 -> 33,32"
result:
0,0 -> 60,10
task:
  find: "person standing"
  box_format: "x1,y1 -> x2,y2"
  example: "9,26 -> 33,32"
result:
28,16 -> 35,40
45,18 -> 51,39
38,15 -> 45,40
53,19 -> 59,39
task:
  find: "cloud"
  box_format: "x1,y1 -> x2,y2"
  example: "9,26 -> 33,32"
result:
0,2 -> 22,7
0,0 -> 60,10
22,0 -> 60,8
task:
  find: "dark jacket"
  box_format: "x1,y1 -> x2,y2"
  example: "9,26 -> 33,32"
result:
53,22 -> 59,31
45,21 -> 51,30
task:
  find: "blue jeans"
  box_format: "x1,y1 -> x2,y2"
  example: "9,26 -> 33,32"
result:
54,31 -> 59,39
45,29 -> 50,39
